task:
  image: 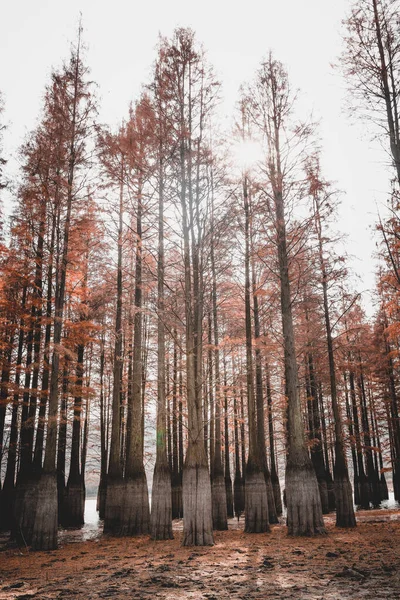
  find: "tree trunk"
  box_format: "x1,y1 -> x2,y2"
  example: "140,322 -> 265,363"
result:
171,333 -> 182,519
97,335 -> 107,518
313,193 -> 355,527
210,206 -> 228,530
349,367 -> 370,508
180,143 -> 213,546
0,299 -> 22,532
121,181 -> 150,537
150,147 -> 172,540
62,344 -> 85,527
233,370 -> 245,519
178,345 -> 184,514
223,362 -> 234,519
306,353 -> 329,514
343,372 -> 360,505
358,364 -> 380,507
104,160 -> 125,535
273,167 -> 325,535
243,174 -> 269,533
57,359 -> 69,522
252,262 -> 277,524
265,359 -> 282,516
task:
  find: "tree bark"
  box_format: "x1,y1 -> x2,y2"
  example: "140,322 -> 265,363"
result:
150,141 -> 172,540
243,174 -> 269,533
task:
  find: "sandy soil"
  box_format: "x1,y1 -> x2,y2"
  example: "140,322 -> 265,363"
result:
1,510 -> 399,599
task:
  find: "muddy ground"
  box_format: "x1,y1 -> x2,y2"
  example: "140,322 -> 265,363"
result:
1,509 -> 399,599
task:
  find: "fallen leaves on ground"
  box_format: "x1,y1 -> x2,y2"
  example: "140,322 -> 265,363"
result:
0,508 -> 399,599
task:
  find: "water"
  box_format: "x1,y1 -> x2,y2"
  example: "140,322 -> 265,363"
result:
59,497 -> 101,545
378,491 -> 398,510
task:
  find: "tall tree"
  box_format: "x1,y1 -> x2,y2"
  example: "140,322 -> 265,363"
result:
119,99 -> 151,536
150,64 -> 173,538
240,129 -> 269,533
306,158 -> 356,527
158,29 -> 217,545
31,29 -> 96,550
247,55 -> 325,535
342,0 -> 400,185
100,131 -> 125,535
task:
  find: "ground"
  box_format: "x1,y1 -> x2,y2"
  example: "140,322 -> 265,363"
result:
0,510 -> 399,599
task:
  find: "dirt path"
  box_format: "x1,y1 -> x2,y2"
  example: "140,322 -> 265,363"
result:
1,510 -> 399,599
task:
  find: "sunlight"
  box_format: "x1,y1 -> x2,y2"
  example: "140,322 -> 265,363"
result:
231,138 -> 264,171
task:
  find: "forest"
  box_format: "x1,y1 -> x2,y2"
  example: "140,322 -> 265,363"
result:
0,0 -> 400,598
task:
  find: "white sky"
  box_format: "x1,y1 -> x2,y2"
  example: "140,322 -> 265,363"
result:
0,0 -> 393,315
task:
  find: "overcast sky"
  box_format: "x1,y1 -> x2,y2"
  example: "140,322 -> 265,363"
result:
0,0 -> 393,315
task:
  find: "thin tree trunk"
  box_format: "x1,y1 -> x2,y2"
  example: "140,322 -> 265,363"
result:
243,173 -> 269,533
252,262 -> 277,524
62,344 -> 85,527
1,290 -> 27,530
349,366 -> 370,508
121,179 -> 150,536
171,332 -> 182,518
97,334 -> 107,518
318,388 -> 335,511
233,365 -> 245,519
150,143 -> 172,540
7,288 -> 27,536
314,194 -> 355,527
265,359 -> 282,516
223,359 -> 234,519
104,159 -> 125,534
343,372 -> 359,505
210,203 -> 228,530
273,150 -> 325,535
358,362 -> 380,507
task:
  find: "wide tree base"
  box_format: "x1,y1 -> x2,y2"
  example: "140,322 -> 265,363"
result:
13,476 -> 38,546
31,472 -> 58,551
62,478 -> 85,528
119,474 -> 150,536
233,474 -> 245,519
244,468 -> 269,533
150,463 -> 173,540
182,463 -> 213,546
285,464 -> 326,536
103,477 -> 124,535
0,483 -> 15,531
334,474 -> 356,528
212,472 -> 228,530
